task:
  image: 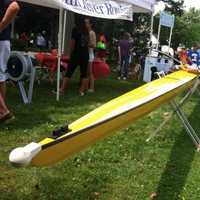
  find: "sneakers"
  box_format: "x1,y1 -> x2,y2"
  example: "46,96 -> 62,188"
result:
118,76 -> 127,80
123,77 -> 127,80
79,92 -> 85,97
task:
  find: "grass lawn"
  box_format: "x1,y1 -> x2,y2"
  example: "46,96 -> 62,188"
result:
0,75 -> 200,200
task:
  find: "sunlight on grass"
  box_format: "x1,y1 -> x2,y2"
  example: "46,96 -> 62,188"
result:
0,77 -> 200,200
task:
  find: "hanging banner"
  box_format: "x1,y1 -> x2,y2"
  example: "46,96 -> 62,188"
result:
61,0 -> 133,21
160,12 -> 175,28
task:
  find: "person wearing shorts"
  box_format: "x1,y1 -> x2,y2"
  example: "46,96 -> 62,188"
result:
85,18 -> 96,92
60,19 -> 89,96
0,0 -> 20,122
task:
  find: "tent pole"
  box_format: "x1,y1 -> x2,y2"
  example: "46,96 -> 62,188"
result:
149,13 -> 154,53
56,8 -> 64,101
62,10 -> 67,53
168,26 -> 173,54
156,21 -> 161,50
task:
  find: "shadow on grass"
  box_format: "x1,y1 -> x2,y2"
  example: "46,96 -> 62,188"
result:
4,78 -> 135,132
155,101 -> 200,200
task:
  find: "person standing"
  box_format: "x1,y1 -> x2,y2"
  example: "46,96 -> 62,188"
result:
0,0 -> 20,122
85,18 -> 96,93
36,33 -> 46,50
96,32 -> 107,61
197,44 -> 200,67
118,32 -> 131,80
188,44 -> 199,66
60,18 -> 89,96
178,47 -> 190,65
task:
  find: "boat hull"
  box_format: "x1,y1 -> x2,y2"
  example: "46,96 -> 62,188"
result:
30,71 -> 197,167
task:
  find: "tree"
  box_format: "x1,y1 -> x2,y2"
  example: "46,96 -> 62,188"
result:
173,8 -> 200,47
162,0 -> 184,16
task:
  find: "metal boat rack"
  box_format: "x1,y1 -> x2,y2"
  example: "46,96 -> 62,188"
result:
146,71 -> 200,150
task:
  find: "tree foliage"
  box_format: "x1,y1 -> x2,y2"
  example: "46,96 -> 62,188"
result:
162,0 -> 184,16
173,9 -> 200,47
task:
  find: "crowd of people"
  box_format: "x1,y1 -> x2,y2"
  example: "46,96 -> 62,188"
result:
59,18 -> 107,96
178,44 -> 200,67
16,30 -> 51,50
0,0 -> 109,123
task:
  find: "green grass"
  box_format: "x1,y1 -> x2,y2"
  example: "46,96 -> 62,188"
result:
0,75 -> 200,200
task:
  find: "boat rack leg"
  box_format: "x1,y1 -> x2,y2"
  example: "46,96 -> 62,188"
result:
17,68 -> 36,104
28,67 -> 36,103
146,72 -> 200,149
171,100 -> 200,150
18,81 -> 29,104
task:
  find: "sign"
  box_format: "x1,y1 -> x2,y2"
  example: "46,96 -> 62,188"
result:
160,12 -> 175,28
61,0 -> 133,21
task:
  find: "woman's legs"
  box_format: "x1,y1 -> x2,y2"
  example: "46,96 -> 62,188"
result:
88,49 -> 95,92
60,77 -> 70,93
79,59 -> 89,95
88,62 -> 95,92
60,59 -> 77,93
79,78 -> 88,95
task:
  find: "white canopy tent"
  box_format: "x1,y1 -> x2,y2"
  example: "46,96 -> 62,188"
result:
18,0 -> 157,100
19,0 -> 156,12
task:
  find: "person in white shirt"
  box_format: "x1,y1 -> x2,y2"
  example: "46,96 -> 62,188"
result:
36,33 -> 46,49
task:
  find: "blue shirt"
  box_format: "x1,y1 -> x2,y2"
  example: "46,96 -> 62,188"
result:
188,50 -> 200,65
0,0 -> 14,41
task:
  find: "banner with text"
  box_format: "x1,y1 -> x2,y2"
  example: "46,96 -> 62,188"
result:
61,0 -> 133,21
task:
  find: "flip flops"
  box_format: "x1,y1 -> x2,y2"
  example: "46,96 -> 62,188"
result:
0,112 -> 15,124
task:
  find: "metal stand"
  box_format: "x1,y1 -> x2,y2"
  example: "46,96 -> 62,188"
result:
17,67 -> 36,104
146,71 -> 200,150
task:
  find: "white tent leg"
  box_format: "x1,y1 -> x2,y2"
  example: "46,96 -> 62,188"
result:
168,26 -> 173,54
62,10 -> 67,53
149,13 -> 154,53
156,22 -> 161,50
56,8 -> 64,101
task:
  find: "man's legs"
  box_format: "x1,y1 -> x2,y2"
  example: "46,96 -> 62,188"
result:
0,82 -> 6,100
0,41 -> 10,118
119,57 -> 124,78
0,92 -> 9,116
124,56 -> 129,78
